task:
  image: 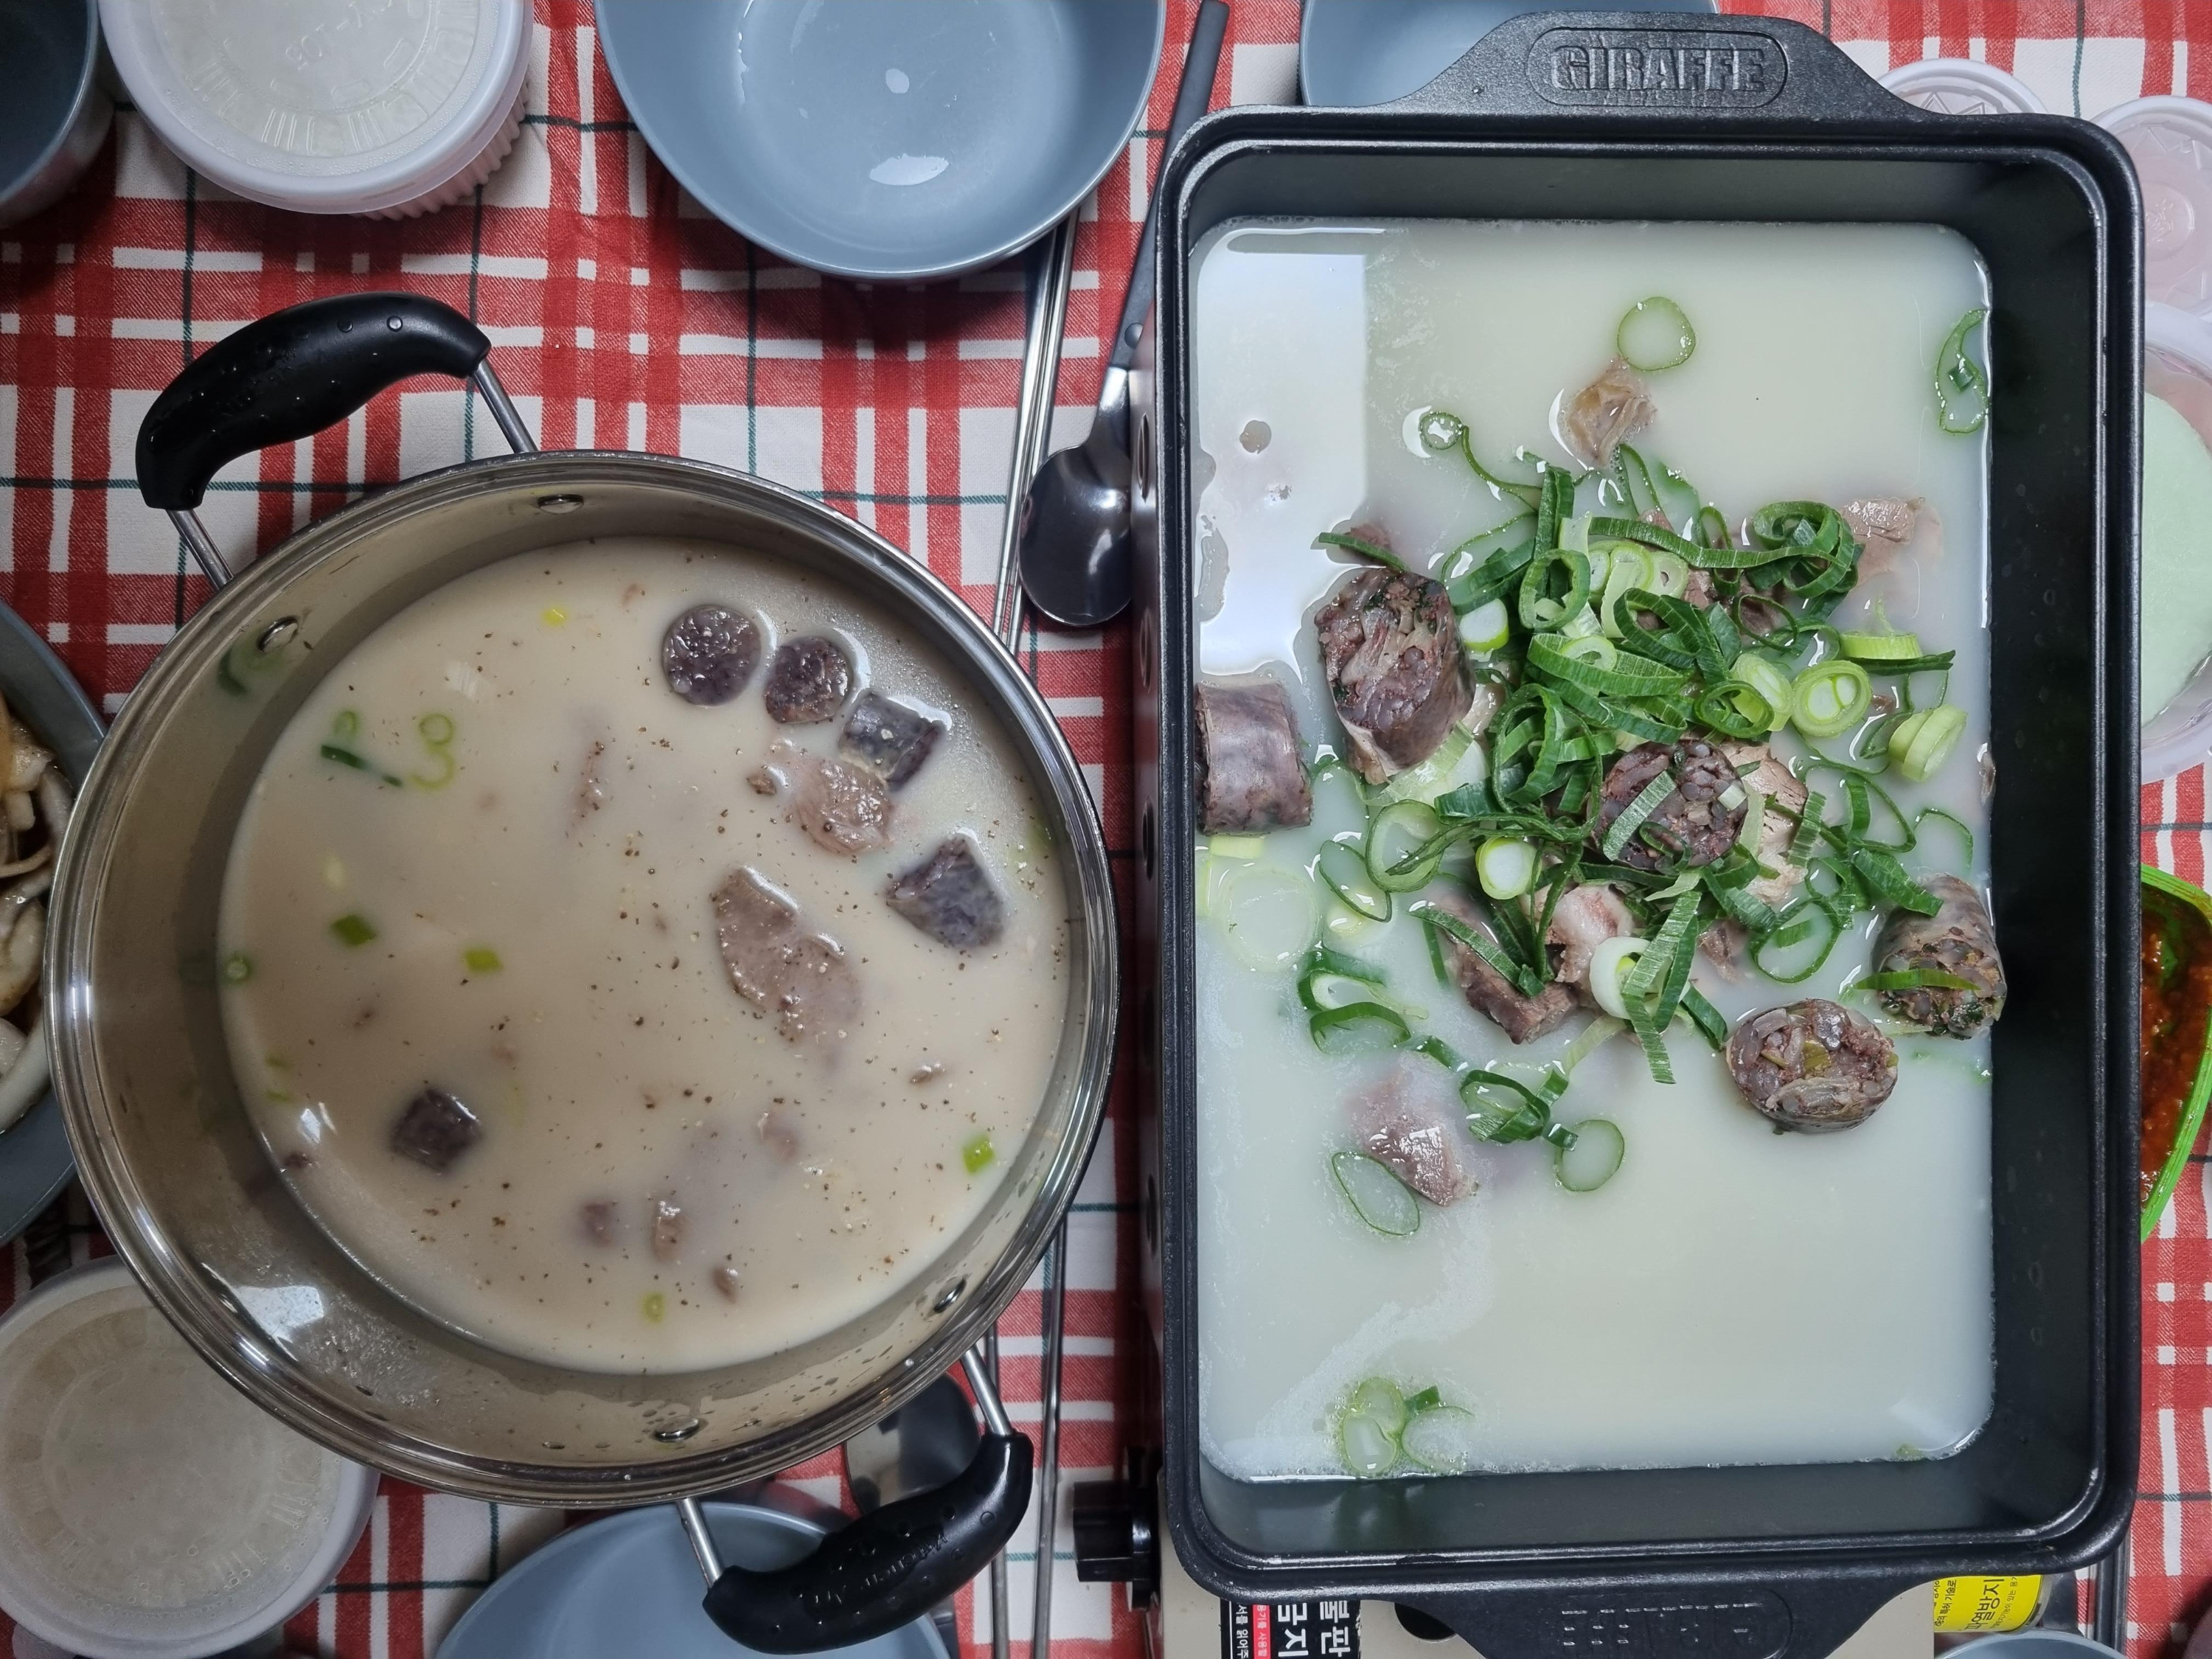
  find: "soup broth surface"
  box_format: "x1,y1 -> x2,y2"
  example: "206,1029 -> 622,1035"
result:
1192,220 -> 1994,1476
219,538 -> 1066,1373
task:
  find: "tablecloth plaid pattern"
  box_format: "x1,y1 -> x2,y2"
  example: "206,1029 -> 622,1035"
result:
0,3 -> 2203,1656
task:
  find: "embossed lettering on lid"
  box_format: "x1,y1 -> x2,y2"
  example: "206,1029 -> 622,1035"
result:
1529,28 -> 1788,109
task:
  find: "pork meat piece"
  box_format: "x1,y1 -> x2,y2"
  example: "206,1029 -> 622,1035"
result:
662,605 -> 760,706
711,867 -> 860,1045
1840,497 -> 1920,549
1719,740 -> 1809,909
1546,883 -> 1636,990
1432,891 -> 1576,1044
1347,1054 -> 1483,1206
763,636 -> 854,724
840,691 -> 945,787
1594,738 -> 1746,870
1874,872 -> 2006,1037
1315,566 -> 1473,785
1561,358 -> 1656,468
887,837 -> 1005,949
1195,678 -> 1312,834
1727,998 -> 1898,1132
389,1087 -> 481,1172
776,743 -> 894,857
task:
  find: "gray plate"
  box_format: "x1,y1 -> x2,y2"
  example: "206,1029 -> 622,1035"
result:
1300,0 -> 1717,108
0,602 -> 99,1243
437,1501 -> 948,1659
594,0 -> 1164,281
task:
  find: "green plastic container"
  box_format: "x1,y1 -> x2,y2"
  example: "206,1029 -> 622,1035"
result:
2140,864 -> 2212,1240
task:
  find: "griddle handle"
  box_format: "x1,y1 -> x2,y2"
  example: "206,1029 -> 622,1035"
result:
1380,9 -> 1916,124
700,1429 -> 1032,1653
136,293 -> 492,511
1403,1574 -> 1900,1659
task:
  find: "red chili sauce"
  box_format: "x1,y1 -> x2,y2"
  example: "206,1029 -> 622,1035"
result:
2143,897 -> 2212,1205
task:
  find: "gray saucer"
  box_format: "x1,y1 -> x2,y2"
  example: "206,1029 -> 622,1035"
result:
595,0 -> 1164,281
437,1501 -> 948,1659
0,602 -> 99,1244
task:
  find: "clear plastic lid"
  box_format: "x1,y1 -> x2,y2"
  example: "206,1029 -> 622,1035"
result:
2099,97 -> 2212,318
99,0 -> 527,212
1878,58 -> 2045,117
2139,303 -> 2212,784
0,1260 -> 375,1659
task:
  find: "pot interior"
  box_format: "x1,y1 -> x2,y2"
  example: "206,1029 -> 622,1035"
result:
51,453 -> 1117,1503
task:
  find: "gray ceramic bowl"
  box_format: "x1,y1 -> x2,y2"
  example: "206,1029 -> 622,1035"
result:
0,0 -> 113,229
1300,0 -> 1717,108
0,602 -> 100,1242
594,0 -> 1165,281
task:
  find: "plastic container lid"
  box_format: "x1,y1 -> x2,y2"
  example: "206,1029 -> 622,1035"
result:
98,0 -> 529,216
1878,58 -> 2045,116
0,1259 -> 376,1659
2099,96 -> 2212,317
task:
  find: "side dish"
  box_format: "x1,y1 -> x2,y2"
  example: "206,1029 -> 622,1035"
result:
0,697 -> 71,1132
217,540 -> 1068,1373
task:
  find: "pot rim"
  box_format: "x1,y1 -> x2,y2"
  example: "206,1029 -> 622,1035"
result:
48,447 -> 1121,1503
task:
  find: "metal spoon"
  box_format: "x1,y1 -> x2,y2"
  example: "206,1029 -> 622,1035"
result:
1018,0 -> 1230,630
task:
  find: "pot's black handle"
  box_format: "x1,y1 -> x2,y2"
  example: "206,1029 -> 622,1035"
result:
700,1428 -> 1032,1653
1381,9 -> 1915,125
1404,1571 -> 1900,1659
136,293 -> 493,511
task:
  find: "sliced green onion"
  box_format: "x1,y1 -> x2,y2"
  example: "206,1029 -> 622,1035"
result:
1558,603 -> 1605,641
1339,1410 -> 1400,1478
1299,969 -> 1385,1012
1646,551 -> 1692,601
1377,723 -> 1483,807
1601,771 -> 1675,860
1560,1013 -> 1628,1072
1728,652 -> 1795,732
1733,789 -> 1767,857
962,1133 -> 996,1173
1787,792 -> 1826,866
1914,805 -> 1975,866
1790,659 -> 1873,740
1315,530 -> 1405,571
1889,704 -> 1966,782
1401,1405 -> 1483,1474
1857,968 -> 1982,993
1318,836 -> 1392,922
1554,1117 -> 1627,1192
1618,296 -> 1695,372
329,913 -> 378,947
221,950 -> 254,985
1349,1375 -> 1411,1435
1934,306 -> 1989,436
1368,800 -> 1446,892
1331,1156 -> 1420,1238
1460,1068 -> 1555,1143
1459,597 -> 1511,653
462,946 -> 503,974
1694,681 -> 1777,741
1517,546 -> 1593,633
1208,833 -> 1266,860
1475,836 -> 1538,900
1840,627 -> 1924,662
1310,1002 -> 1412,1055
1530,630 -> 1686,698
1752,900 -> 1841,984
1846,845 -> 1941,916
1587,936 -> 1649,1020
1404,1385 -> 1444,1414
1678,985 -> 1730,1048
1597,544 -> 1652,639
1413,900 -> 1543,998
1217,862 -> 1321,969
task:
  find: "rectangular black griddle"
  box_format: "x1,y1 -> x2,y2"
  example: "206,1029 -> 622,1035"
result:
1124,13 -> 2143,1659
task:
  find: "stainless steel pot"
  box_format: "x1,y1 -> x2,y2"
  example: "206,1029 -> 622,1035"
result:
46,293 -> 1119,1652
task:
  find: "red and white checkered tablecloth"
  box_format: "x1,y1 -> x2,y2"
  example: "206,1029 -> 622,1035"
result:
0,3 -> 2205,1657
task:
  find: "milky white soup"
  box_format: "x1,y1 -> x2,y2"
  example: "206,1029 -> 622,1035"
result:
1194,222 -> 1994,1476
218,539 -> 1065,1374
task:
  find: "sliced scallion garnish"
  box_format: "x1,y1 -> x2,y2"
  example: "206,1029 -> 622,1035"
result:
1310,1001 -> 1412,1055
1601,771 -> 1675,860
1401,1404 -> 1484,1474
1934,305 -> 1989,435
1368,800 -> 1446,892
1586,936 -> 1648,1020
1330,1155 -> 1420,1239
1617,296 -> 1696,372
1790,659 -> 1872,740
1459,597 -> 1511,653
1554,1117 -> 1627,1192
1217,861 -> 1321,970
1317,837 -> 1391,922
1856,968 -> 1981,993
1889,704 -> 1966,782
1315,530 -> 1405,570
1475,836 -> 1537,900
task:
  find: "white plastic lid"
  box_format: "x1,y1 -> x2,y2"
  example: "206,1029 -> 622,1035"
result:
2099,96 -> 2212,317
1879,58 -> 2045,116
2140,303 -> 2212,784
98,0 -> 528,214
0,1260 -> 376,1659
